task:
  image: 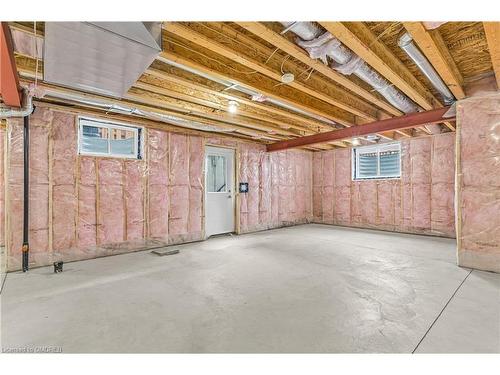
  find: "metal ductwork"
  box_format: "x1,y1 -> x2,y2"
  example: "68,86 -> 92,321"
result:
158,55 -> 339,127
281,22 -> 419,114
29,86 -> 284,140
39,87 -> 235,134
398,33 -> 455,105
44,22 -> 162,98
0,89 -> 34,118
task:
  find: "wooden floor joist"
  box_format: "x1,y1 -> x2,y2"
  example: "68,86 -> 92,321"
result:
163,22 -> 377,123
403,22 -> 465,99
319,22 -> 458,131
236,22 -> 402,117
157,51 -> 350,127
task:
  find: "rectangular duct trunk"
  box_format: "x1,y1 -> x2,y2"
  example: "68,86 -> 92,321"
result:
43,22 -> 162,98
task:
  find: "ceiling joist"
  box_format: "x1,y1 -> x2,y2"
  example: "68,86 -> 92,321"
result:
320,22 -> 440,110
403,22 -> 465,99
235,22 -> 402,117
483,22 -> 500,90
163,22 -> 378,124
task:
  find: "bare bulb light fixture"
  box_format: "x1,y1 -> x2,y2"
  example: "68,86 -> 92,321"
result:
352,137 -> 361,146
228,100 -> 239,113
281,72 -> 295,84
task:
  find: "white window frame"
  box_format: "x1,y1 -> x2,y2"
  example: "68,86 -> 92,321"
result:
206,152 -> 228,194
78,117 -> 143,159
352,142 -> 401,180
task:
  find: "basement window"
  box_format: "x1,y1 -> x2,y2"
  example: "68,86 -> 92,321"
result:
78,118 -> 143,159
352,142 -> 401,180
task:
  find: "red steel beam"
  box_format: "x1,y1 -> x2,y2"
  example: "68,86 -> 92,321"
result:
267,107 -> 455,152
0,22 -> 22,107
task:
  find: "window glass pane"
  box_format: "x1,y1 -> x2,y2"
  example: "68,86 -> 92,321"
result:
207,155 -> 227,192
81,125 -> 108,153
109,128 -> 136,156
357,152 -> 378,178
380,150 -> 400,176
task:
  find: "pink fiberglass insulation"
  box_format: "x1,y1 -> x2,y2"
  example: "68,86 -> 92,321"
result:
431,133 -> 455,235
188,135 -> 205,242
167,133 -> 204,243
238,145 -> 312,234
0,127 -> 5,247
313,133 -> 456,237
238,144 -> 249,232
6,118 -> 24,269
270,152 -> 280,226
5,105 -> 313,270
28,110 -> 50,256
169,133 -> 189,186
456,94 -> 500,273
377,181 -> 395,227
78,157 -> 97,248
334,149 -> 351,225
52,111 -> 77,252
312,153 -> 323,222
247,145 -> 260,229
359,180 -> 378,226
147,129 -> 169,239
97,159 -> 125,244
124,161 -> 145,240
259,152 -> 272,226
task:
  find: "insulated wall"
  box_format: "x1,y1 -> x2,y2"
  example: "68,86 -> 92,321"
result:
456,94 -> 500,273
5,106 -> 312,271
0,126 -> 5,247
202,136 -> 313,233
1,125 -> 5,283
238,142 -> 313,233
313,133 -> 456,237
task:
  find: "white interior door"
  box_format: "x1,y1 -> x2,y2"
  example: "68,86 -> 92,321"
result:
205,146 -> 235,237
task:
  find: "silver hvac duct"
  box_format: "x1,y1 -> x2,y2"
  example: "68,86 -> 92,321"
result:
281,22 -> 419,114
0,89 -> 34,118
158,55 -> 339,127
35,87 -> 239,135
44,22 -> 162,98
398,33 -> 455,105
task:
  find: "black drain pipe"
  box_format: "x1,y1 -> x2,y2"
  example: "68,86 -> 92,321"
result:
22,113 -> 30,272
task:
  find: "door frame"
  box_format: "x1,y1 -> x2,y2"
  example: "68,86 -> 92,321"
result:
203,144 -> 239,239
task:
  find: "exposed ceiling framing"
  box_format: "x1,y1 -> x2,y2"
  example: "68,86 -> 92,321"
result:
403,22 -> 465,99
2,21 -> 498,151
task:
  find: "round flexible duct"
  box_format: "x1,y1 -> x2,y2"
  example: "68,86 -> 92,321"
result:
281,22 -> 419,114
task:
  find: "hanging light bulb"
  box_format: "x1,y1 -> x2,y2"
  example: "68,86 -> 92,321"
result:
228,100 -> 239,113
352,137 -> 361,146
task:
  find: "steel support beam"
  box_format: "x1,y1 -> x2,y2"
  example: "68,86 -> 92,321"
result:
266,107 -> 454,152
1,22 -> 22,107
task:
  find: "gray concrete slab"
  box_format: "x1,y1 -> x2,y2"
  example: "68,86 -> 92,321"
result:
1,224 -> 498,353
415,269 -> 500,353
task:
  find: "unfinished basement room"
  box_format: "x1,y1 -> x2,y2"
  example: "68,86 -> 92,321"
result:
1,2 -> 499,363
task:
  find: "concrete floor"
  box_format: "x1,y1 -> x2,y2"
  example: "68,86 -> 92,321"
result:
1,224 -> 499,353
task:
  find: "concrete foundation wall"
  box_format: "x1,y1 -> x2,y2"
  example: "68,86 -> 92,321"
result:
4,107 -> 311,271
312,133 -> 456,238
456,93 -> 500,273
